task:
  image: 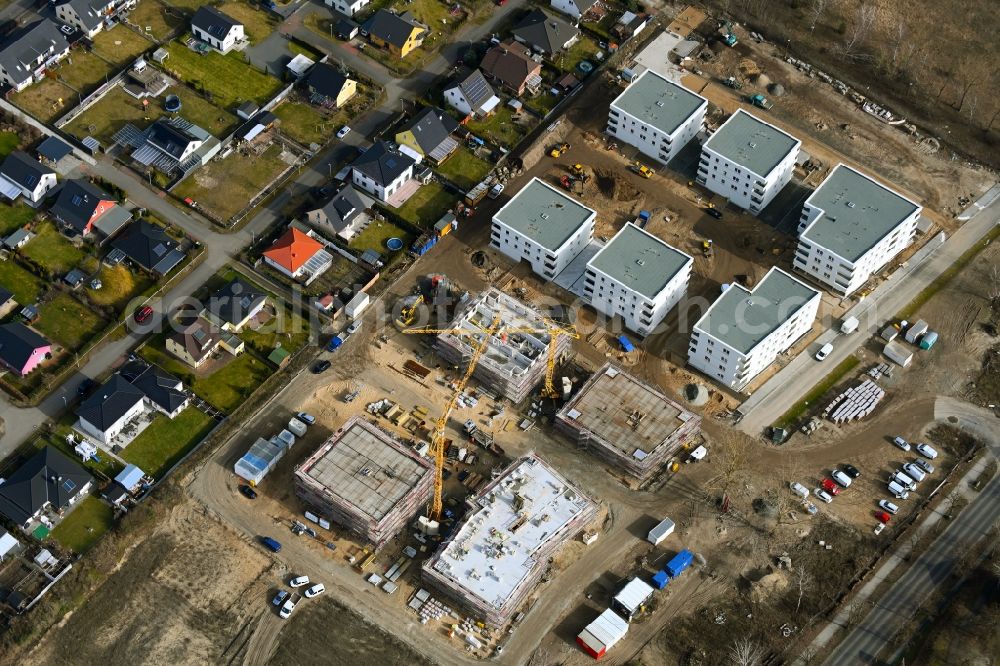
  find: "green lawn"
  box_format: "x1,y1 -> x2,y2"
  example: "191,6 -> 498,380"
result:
50,496 -> 114,554
0,201 -> 38,236
20,221 -> 88,275
10,77 -> 78,123
435,147 -> 492,189
553,35 -> 603,73
35,292 -> 108,350
273,99 -> 334,146
0,259 -> 45,305
129,0 -> 185,42
0,131 -> 18,157
87,264 -> 153,312
166,0 -> 210,10
218,0 -> 277,43
92,25 -> 153,66
775,355 -> 862,429
288,40 -> 321,60
175,143 -> 291,222
121,407 -> 215,478
53,49 -> 116,91
465,105 -> 530,149
240,307 -> 310,355
394,181 -> 456,228
164,39 -> 283,110
349,220 -> 415,255
523,92 -> 560,117
191,351 -> 273,412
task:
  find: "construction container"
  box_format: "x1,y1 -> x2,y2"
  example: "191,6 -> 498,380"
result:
576,608 -> 629,659
651,570 -> 669,590
464,180 -> 492,206
904,319 -> 928,344
880,326 -> 899,342
611,578 -> 654,621
234,437 -> 285,484
883,340 -> 913,367
919,331 -> 938,350
275,430 -> 296,448
434,213 -> 457,238
665,549 -> 694,578
411,233 -> 437,256
287,418 -> 307,438
646,517 -> 675,545
345,292 -> 369,319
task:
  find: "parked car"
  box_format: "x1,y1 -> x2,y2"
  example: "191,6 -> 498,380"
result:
279,593 -> 300,619
789,482 -> 809,499
815,342 -> 834,361
841,464 -> 861,479
814,488 -> 833,504
802,501 -> 818,515
239,485 -> 257,500
878,500 -> 899,515
913,458 -> 934,475
134,305 -> 154,323
261,537 -> 281,552
902,463 -> 926,483
892,436 -> 911,451
875,511 -> 892,524
346,321 -> 362,336
289,575 -> 310,588
304,583 -> 325,598
272,590 -> 289,607
296,412 -> 316,425
821,478 -> 841,495
887,480 -> 910,500
705,207 -> 723,219
915,442 -> 938,459
336,126 -> 351,139
831,470 -> 852,488
891,470 -> 916,490
312,360 -> 332,373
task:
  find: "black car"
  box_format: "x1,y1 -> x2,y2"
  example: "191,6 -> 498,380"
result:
239,485 -> 257,499
705,207 -> 723,219
312,360 -> 332,373
841,464 -> 861,479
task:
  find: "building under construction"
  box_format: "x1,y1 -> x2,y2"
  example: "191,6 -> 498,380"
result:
294,417 -> 433,548
555,364 -> 701,480
435,288 -> 569,403
422,454 -> 596,626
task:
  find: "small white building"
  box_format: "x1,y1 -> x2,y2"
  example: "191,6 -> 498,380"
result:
191,6 -> 245,54
583,223 -> 693,337
444,69 -> 500,118
490,177 -> 596,280
697,109 -> 800,214
325,0 -> 369,16
687,267 -> 820,391
606,70 -> 707,164
793,164 -> 921,296
0,151 -> 57,206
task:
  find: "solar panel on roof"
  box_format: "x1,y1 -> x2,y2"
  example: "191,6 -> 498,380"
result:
153,242 -> 167,257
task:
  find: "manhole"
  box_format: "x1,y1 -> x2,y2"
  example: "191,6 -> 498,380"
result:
386,237 -> 403,251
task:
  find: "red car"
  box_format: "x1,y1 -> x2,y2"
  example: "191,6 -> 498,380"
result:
133,305 -> 154,323
875,511 -> 891,524
821,478 -> 841,496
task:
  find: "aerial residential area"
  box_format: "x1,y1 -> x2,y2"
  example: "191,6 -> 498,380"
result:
0,0 -> 996,663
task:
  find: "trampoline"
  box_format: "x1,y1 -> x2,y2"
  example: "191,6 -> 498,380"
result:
164,95 -> 182,112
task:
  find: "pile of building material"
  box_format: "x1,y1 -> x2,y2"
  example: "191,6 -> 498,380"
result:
824,379 -> 885,423
408,588 -> 453,623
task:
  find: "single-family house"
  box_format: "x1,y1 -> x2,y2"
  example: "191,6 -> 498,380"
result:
50,179 -> 132,239
75,375 -> 147,445
394,107 -> 459,164
203,278 -> 267,332
119,360 -> 189,418
304,62 -> 357,108
361,10 -> 424,59
480,40 -> 542,96
444,69 -> 500,119
350,141 -> 416,202
511,10 -> 579,56
550,0 -> 597,21
166,316 -> 243,368
0,288 -> 17,319
263,227 -> 333,285
0,20 -> 69,93
110,219 -> 186,275
0,322 -> 51,376
305,184 -> 373,242
325,0 -> 368,18
191,6 -> 245,54
145,118 -> 204,165
0,447 -> 92,530
0,151 -> 57,206
54,0 -> 137,39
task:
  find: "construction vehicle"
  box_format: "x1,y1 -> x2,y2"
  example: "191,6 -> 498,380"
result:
747,94 -> 773,110
630,162 -> 654,178
702,239 -> 714,258
722,76 -> 742,90
396,294 -> 424,327
549,142 -> 570,158
570,163 -> 587,178
559,175 -> 583,194
719,20 -> 737,47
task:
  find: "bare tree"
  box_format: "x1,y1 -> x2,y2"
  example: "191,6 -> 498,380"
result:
728,637 -> 764,666
808,0 -> 829,32
842,3 -> 877,59
954,55 -> 988,112
844,600 -> 869,629
795,566 -> 815,613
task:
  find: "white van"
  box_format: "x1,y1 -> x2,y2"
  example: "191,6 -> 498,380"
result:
887,481 -> 910,500
815,342 -> 834,361
902,463 -> 926,483
891,471 -> 916,491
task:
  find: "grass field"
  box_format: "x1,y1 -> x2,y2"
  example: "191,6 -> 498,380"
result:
434,146 -> 492,189
218,0 -> 277,43
522,91 -> 560,117
92,25 -> 153,66
11,77 -> 78,123
0,259 -> 44,304
0,131 -> 18,157
0,202 -> 38,236
121,407 -> 215,478
20,221 -> 88,275
273,100 -> 334,146
465,105 -> 530,149
175,143 -> 291,221
190,352 -> 272,412
36,292 -> 108,350
164,39 -> 282,110
775,355 -> 862,429
54,50 -> 116,91
553,35 -> 602,74
86,264 -> 153,311
394,181 -> 455,228
50,496 -> 114,554
166,0 -> 209,9
129,0 -> 185,42
240,308 -> 310,355
348,220 -> 414,255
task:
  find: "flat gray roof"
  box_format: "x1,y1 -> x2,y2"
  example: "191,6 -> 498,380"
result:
695,267 -> 819,354
801,164 -> 921,263
611,70 -> 706,137
493,177 -> 595,251
587,223 -> 692,299
703,109 -> 800,177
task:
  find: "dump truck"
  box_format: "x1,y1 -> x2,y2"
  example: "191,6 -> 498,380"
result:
630,162 -> 654,178
722,76 -> 742,89
747,94 -> 773,110
549,142 -> 570,158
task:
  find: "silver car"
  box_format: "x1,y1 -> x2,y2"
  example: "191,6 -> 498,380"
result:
814,488 -> 833,504
892,436 -> 911,451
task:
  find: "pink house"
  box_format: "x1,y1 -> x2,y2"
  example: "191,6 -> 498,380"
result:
0,322 -> 51,376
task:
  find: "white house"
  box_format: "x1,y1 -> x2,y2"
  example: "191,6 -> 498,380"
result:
75,376 -> 148,445
687,267 -> 820,391
54,0 -> 136,39
0,20 -> 69,92
697,109 -> 800,215
191,6 -> 245,54
0,151 -> 57,206
550,0 -> 597,21
262,227 -> 333,285
325,0 -> 369,17
793,164 -> 921,296
350,141 -> 416,202
606,70 -> 707,164
490,177 -> 595,281
583,223 -> 693,337
444,69 -> 500,118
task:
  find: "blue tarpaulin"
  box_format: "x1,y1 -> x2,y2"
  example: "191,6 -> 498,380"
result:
618,335 -> 634,352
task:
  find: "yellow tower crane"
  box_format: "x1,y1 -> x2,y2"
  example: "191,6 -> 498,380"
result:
537,319 -> 579,399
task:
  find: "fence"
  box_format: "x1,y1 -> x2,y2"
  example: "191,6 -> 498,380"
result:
54,69 -> 128,130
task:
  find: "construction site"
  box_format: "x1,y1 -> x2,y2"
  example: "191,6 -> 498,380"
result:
555,363 -> 703,481
294,417 -> 434,548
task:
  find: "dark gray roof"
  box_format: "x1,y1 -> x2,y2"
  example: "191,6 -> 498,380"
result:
0,21 -> 68,88
147,119 -> 199,160
305,62 -> 350,100
312,185 -> 368,233
37,136 -> 73,162
0,151 -> 54,191
455,69 -> 497,111
55,0 -> 103,31
76,375 -> 146,432
0,447 -> 92,526
336,17 -> 359,38
398,107 -> 459,155
110,220 -> 184,274
64,268 -> 86,286
50,179 -> 115,231
512,10 -> 579,54
206,278 -> 266,327
0,322 -> 49,372
361,9 -> 423,49
191,6 -> 241,39
0,287 -> 13,305
120,361 -> 187,414
351,141 -> 415,187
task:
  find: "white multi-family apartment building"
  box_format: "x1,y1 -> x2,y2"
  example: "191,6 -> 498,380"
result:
583,222 -> 693,337
606,70 -> 707,164
490,177 -> 595,281
793,164 -> 921,296
688,267 -> 820,391
697,109 -> 800,214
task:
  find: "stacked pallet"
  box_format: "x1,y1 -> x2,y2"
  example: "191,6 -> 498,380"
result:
824,379 -> 885,423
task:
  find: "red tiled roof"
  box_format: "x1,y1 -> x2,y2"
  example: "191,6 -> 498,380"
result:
263,228 -> 324,272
